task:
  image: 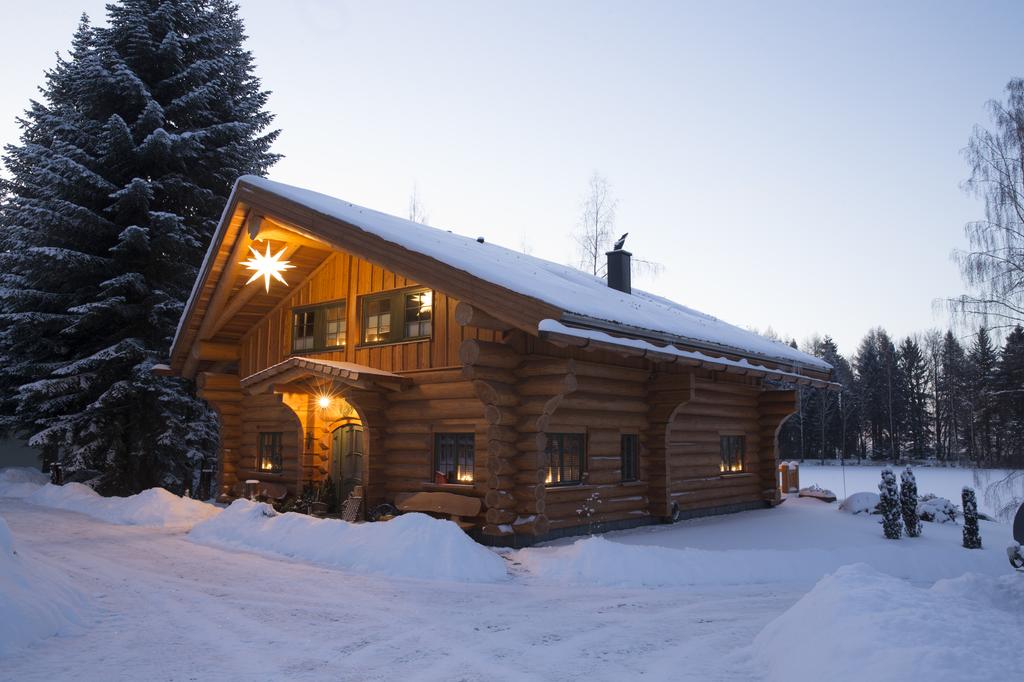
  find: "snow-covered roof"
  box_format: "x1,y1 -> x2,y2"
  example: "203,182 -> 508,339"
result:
234,176 -> 830,374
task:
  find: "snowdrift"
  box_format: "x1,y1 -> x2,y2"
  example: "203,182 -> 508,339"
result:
0,470 -> 221,529
188,499 -> 508,583
837,491 -> 878,514
0,466 -> 50,498
0,515 -> 86,657
517,530 -> 1009,587
753,563 -> 1023,682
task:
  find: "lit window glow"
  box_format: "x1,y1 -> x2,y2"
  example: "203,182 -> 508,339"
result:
242,242 -> 295,292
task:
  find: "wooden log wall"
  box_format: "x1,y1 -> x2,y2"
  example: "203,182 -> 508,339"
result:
538,358 -> 654,532
236,250 -> 500,378
758,389 -> 798,504
236,392 -> 303,492
644,369 -> 694,517
379,368 -> 487,517
666,375 -> 767,512
507,354 -> 586,537
460,339 -> 531,538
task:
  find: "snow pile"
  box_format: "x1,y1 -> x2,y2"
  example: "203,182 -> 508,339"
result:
753,564 -> 1023,682
0,515 -> 86,656
188,499 -> 508,582
838,491 -> 879,514
2,475 -> 220,528
918,494 -> 958,523
0,467 -> 50,498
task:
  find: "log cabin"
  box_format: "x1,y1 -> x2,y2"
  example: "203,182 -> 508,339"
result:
167,176 -> 837,546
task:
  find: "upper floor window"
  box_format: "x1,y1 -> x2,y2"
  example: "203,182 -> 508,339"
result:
720,435 -> 745,473
621,433 -> 639,482
291,300 -> 346,353
404,290 -> 432,338
363,297 -> 391,344
360,287 -> 432,346
545,432 -> 586,486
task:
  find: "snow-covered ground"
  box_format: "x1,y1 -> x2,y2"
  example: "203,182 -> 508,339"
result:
1,467 -> 1021,681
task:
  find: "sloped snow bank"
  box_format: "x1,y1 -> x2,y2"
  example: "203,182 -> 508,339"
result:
752,563 -> 1022,682
188,499 -> 508,583
2,476 -> 221,529
0,467 -> 50,498
517,532 -> 1009,587
0,515 -> 86,656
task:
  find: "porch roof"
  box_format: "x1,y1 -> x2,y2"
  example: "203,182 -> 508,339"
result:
240,356 -> 412,394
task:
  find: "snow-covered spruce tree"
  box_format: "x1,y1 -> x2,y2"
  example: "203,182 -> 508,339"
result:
961,487 -> 982,549
0,1 -> 278,494
878,468 -> 902,539
899,466 -> 922,537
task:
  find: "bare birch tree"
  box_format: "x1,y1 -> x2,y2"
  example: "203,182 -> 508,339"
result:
408,184 -> 429,224
951,79 -> 1024,330
573,172 -> 618,276
571,171 -> 662,279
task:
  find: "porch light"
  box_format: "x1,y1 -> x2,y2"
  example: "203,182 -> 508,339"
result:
318,395 -> 332,409
242,242 -> 295,292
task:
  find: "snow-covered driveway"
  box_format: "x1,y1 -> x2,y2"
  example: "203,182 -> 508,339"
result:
0,498 -> 794,681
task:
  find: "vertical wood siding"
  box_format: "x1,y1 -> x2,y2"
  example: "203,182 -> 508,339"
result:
237,251 -> 498,377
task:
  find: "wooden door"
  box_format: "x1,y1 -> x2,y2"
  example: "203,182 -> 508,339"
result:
331,423 -> 364,502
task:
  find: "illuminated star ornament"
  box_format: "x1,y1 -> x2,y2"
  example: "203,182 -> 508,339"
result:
242,242 -> 295,292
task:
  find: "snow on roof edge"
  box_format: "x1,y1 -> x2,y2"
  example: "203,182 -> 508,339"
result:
539,320 -> 838,386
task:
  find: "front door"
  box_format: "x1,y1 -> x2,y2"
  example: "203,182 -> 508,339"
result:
330,423 -> 364,503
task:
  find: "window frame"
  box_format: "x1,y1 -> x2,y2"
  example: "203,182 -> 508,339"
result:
433,432 -> 475,484
290,298 -> 347,354
620,432 -> 639,482
257,431 -> 283,474
719,434 -> 746,474
358,286 -> 433,347
545,432 -> 587,487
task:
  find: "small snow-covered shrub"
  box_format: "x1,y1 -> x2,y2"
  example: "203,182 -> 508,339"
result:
900,467 -> 922,537
839,491 -> 879,514
962,487 -> 982,549
878,468 -> 902,539
917,494 -> 958,524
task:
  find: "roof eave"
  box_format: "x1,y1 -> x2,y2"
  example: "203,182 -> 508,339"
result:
558,312 -> 833,377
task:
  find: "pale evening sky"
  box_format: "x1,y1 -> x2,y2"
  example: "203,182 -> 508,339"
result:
2,1 -> 1022,354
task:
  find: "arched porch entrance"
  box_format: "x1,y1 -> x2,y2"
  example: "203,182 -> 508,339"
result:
239,356 -> 410,513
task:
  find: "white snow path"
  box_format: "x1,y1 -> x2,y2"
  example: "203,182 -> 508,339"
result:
0,499 -> 795,681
